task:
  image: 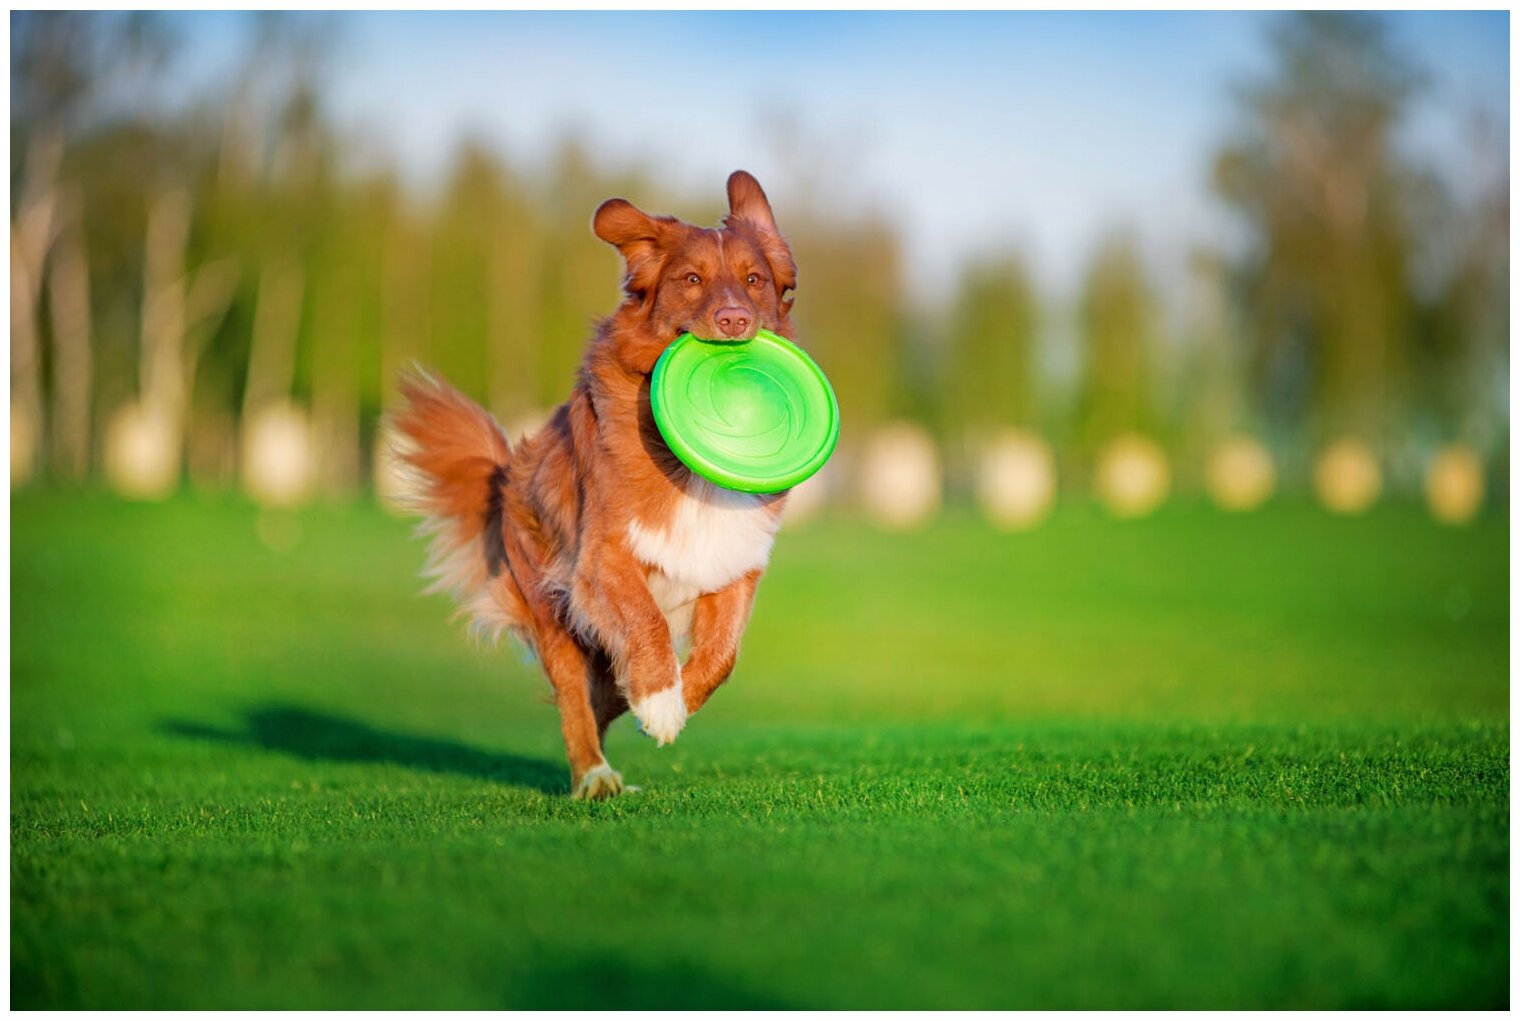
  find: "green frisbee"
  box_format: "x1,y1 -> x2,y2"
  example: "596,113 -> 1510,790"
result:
650,328 -> 840,494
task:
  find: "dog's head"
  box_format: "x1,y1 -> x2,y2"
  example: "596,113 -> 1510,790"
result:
592,171 -> 797,366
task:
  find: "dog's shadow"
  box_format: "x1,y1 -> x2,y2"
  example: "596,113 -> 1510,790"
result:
162,705 -> 565,795
506,955 -> 793,1009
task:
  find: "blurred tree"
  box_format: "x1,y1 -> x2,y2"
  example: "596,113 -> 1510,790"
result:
751,115 -> 912,442
1075,231 -> 1159,454
482,155 -> 547,427
12,12 -> 171,140
788,213 -> 907,436
10,139 -> 58,484
535,141 -> 625,408
1411,114 -> 1508,455
1171,247 -> 1251,488
427,140 -> 549,425
1213,11 -> 1425,449
46,188 -> 93,479
943,254 -> 1039,439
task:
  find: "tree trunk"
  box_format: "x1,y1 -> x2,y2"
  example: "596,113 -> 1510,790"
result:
11,229 -> 46,484
47,194 -> 94,480
488,207 -> 539,425
181,258 -> 241,490
10,137 -> 61,484
139,189 -> 192,446
242,256 -> 305,413
313,268 -> 360,498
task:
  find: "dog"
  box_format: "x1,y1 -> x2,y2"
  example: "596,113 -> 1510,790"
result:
391,171 -> 799,799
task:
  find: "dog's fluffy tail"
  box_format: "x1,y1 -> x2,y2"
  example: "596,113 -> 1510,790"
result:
389,366 -> 526,643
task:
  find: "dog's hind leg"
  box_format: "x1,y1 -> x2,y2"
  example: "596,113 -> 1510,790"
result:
536,625 -> 625,800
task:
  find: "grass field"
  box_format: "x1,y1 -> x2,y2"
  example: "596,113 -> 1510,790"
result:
11,491 -> 1509,1008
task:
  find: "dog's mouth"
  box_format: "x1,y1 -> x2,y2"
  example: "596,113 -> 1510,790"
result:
676,325 -> 760,344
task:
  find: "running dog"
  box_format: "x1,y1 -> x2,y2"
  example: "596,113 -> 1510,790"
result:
392,171 -> 798,799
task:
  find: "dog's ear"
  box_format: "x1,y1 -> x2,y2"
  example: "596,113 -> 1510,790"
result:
724,171 -> 797,314
726,171 -> 779,234
593,198 -> 673,303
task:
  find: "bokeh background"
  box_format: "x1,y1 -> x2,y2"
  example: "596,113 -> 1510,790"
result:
10,11 -> 1511,1010
9,10 -> 1509,523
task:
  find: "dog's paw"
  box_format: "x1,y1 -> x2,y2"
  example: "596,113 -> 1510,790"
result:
572,762 -> 626,801
631,683 -> 687,747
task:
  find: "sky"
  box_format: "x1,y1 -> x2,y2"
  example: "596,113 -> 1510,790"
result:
171,11 -> 1509,303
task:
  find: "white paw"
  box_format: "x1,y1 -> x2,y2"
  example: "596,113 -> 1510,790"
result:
572,762 -> 625,801
631,683 -> 687,747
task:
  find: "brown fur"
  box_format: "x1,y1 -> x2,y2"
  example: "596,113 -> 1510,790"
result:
392,171 -> 798,799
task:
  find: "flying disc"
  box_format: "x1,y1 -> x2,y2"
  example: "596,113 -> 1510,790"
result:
650,328 -> 840,494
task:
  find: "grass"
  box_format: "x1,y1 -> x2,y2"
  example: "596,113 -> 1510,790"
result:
10,491 -> 1509,1008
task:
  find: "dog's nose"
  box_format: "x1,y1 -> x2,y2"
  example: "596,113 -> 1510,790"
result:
712,307 -> 752,339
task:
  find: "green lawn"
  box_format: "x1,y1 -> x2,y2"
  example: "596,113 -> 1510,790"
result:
11,492 -> 1509,1008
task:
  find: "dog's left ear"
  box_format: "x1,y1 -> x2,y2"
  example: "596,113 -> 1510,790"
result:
725,171 -> 797,313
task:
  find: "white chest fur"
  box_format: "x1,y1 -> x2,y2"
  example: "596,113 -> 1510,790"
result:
627,479 -> 780,599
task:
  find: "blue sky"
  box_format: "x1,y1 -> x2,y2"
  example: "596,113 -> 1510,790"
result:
172,11 -> 1508,302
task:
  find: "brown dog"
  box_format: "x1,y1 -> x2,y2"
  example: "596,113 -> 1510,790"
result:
392,171 -> 799,799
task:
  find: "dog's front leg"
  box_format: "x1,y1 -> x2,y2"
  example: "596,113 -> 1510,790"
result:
571,541 -> 686,745
682,570 -> 760,715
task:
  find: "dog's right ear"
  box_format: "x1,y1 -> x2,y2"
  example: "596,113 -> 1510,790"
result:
593,198 -> 672,303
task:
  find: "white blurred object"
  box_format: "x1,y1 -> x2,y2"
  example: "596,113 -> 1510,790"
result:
241,402 -> 314,508
103,401 -> 178,500
11,405 -> 39,486
860,421 -> 941,530
503,407 -> 550,445
376,404 -> 541,516
1095,433 -> 1170,518
1424,444 -> 1485,525
976,429 -> 1056,530
781,469 -> 829,527
1205,435 -> 1276,512
372,418 -> 415,514
1313,437 -> 1381,515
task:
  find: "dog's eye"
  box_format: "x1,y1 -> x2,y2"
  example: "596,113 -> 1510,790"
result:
746,274 -> 760,286
686,273 -> 701,285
